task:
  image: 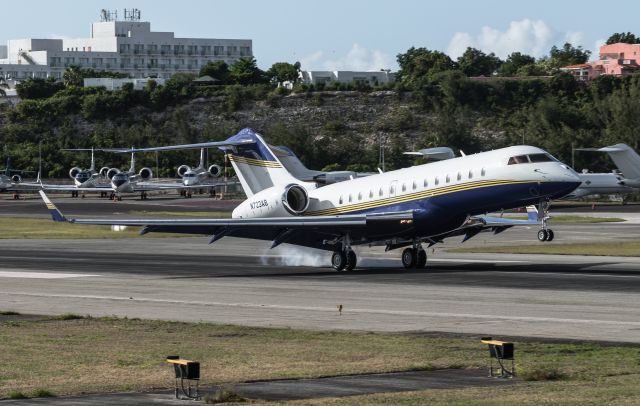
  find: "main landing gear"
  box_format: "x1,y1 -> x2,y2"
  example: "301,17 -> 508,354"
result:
331,234 -> 357,272
401,242 -> 427,269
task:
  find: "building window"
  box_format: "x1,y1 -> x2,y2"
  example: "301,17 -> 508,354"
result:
227,46 -> 238,56
240,46 -> 251,56
214,46 -> 224,56
161,45 -> 171,54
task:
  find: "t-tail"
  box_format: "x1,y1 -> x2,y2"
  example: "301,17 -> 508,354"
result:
219,128 -> 301,196
601,144 -> 640,180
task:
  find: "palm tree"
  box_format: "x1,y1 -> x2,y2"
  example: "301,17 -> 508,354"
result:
63,65 -> 84,87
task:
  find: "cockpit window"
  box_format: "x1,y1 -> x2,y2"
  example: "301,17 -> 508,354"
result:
184,173 -> 196,177
508,155 -> 530,165
528,153 -> 555,163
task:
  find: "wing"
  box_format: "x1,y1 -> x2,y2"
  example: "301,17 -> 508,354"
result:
33,183 -> 113,192
39,191 -> 415,250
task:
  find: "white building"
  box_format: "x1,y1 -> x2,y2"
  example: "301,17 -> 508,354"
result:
0,9 -> 252,81
84,77 -> 166,90
299,70 -> 395,86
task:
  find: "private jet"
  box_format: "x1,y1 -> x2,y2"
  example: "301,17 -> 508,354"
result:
40,128 -> 581,271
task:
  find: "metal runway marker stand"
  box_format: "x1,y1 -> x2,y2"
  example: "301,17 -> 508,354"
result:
481,337 -> 515,378
167,356 -> 200,400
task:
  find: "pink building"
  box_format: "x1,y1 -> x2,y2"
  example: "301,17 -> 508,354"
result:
561,43 -> 640,80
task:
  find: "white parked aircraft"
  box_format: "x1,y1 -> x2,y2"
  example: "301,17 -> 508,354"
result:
578,143 -> 640,189
40,128 -> 581,270
176,148 -> 224,187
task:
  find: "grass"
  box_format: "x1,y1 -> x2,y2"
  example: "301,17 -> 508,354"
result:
0,317 -> 639,403
0,217 -> 197,239
449,241 -> 640,257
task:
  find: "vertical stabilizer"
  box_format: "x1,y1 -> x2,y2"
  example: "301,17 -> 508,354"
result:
89,147 -> 95,172
219,128 -> 299,196
601,144 -> 640,180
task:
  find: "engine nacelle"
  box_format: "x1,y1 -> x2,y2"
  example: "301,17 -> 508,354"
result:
208,164 -> 222,177
11,174 -> 22,183
619,178 -> 640,188
69,167 -> 81,179
106,168 -> 120,180
232,184 -> 310,218
177,165 -> 191,177
99,167 -> 110,178
138,167 -> 153,180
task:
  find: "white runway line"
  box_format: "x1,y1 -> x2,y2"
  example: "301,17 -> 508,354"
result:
4,291 -> 639,327
0,271 -> 99,279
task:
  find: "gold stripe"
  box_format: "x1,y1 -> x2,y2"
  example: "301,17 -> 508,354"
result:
229,155 -> 282,168
306,179 -> 534,216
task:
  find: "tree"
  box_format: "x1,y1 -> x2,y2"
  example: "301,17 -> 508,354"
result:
15,77 -> 64,99
396,47 -> 457,87
267,62 -> 299,85
497,52 -> 536,76
63,65 -> 84,87
606,32 -> 640,45
199,61 -> 230,84
456,47 -> 502,77
0,76 -> 8,99
548,43 -> 591,69
229,57 -> 267,85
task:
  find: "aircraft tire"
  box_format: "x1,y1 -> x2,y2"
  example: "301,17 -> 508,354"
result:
546,229 -> 554,242
416,249 -> 427,268
331,251 -> 347,272
537,229 -> 548,242
402,248 -> 416,269
345,250 -> 357,271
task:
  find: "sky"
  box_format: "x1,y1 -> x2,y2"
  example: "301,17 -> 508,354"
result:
1,0 -> 638,71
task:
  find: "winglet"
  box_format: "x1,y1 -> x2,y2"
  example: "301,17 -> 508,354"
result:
39,190 -> 67,222
525,205 -> 539,222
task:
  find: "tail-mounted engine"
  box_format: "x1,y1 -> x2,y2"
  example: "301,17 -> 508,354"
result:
208,164 -> 222,177
231,183 -> 311,218
69,167 -> 81,179
106,168 -> 120,180
11,174 -> 22,183
138,167 -> 153,180
177,165 -> 191,177
99,167 -> 110,178
282,184 -> 309,215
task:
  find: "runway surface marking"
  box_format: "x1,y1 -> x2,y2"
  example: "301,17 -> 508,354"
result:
495,271 -> 640,279
4,291 -> 639,327
0,271 -> 99,279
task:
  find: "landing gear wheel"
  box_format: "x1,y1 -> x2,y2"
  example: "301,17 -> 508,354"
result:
537,229 -> 548,242
546,229 -> 554,242
401,248 -> 416,269
345,250 -> 357,271
416,249 -> 427,268
331,251 -> 347,272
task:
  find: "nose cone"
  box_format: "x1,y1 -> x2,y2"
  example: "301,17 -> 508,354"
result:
538,164 -> 582,199
112,175 -> 128,188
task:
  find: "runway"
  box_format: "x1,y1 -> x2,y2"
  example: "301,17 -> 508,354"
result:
1,232 -> 639,343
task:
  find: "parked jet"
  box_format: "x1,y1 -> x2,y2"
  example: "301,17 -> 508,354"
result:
176,148 -> 224,187
271,146 -> 375,185
578,143 -> 640,189
40,128 -> 581,270
0,157 -> 38,193
563,170 -> 634,200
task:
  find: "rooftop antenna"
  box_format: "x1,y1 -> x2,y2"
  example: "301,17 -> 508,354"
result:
124,8 -> 141,21
100,9 -> 118,22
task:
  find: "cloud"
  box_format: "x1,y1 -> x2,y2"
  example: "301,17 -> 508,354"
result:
299,44 -> 395,71
446,19 -> 586,60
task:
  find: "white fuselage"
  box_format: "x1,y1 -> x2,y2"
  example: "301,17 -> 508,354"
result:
232,146 -> 581,219
568,172 -> 633,198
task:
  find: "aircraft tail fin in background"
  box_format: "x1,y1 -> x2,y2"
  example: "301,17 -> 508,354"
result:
600,144 -> 640,180
219,128 -> 300,196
